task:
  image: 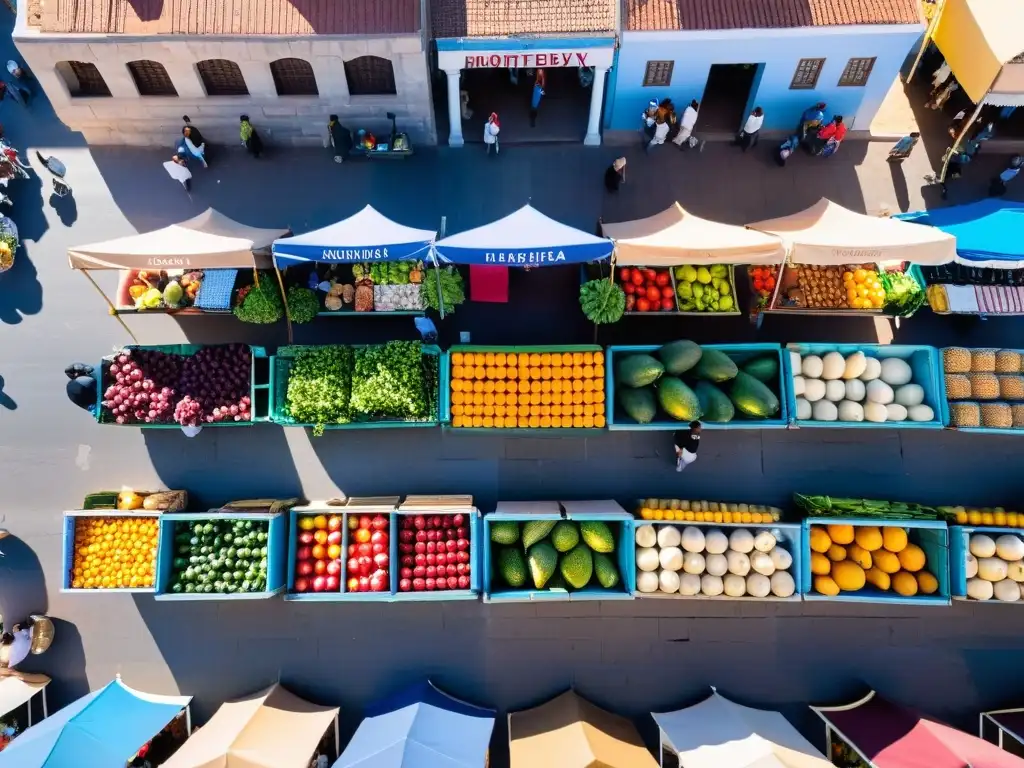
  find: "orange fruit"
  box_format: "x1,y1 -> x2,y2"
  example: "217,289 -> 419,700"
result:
540,366 -> 552,379
474,365 -> 486,379
552,416 -> 563,428
505,353 -> 517,366
495,353 -> 507,366
853,269 -> 868,284
529,415 -> 540,428
540,416 -> 552,428
452,352 -> 464,366
506,367 -> 518,380
472,416 -> 484,427
518,417 -> 529,428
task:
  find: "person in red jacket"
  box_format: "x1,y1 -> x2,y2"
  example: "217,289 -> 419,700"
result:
818,116 -> 847,157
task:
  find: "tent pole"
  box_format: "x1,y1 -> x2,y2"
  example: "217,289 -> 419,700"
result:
906,0 -> 945,84
939,99 -> 985,183
767,261 -> 786,310
432,256 -> 445,318
274,265 -> 294,344
81,270 -> 138,343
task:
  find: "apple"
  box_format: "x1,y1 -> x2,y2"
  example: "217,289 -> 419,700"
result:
299,531 -> 315,545
414,542 -> 426,555
435,577 -> 448,590
369,569 -> 388,592
311,544 -> 326,560
325,575 -> 340,591
357,556 -> 373,576
415,530 -> 427,543
445,540 -> 457,552
425,578 -> 435,590
414,553 -> 426,566
347,557 -> 359,575
456,562 -> 468,575
371,530 -> 388,546
357,543 -> 373,557
371,515 -> 389,531
457,551 -> 470,563
400,555 -> 414,567
413,578 -> 425,591
312,576 -> 327,592
445,529 -> 457,541
399,530 -> 414,543
427,530 -> 437,542
327,531 -> 343,545
327,560 -> 342,577
446,564 -> 458,577
297,546 -> 312,561
348,516 -> 359,530
447,576 -> 459,590
347,577 -> 359,591
426,541 -> 436,554
447,552 -> 459,565
413,565 -> 426,578
426,566 -> 437,579
328,515 -> 343,532
413,515 -> 426,530
327,544 -> 342,560
426,554 -> 436,566
456,527 -> 468,538
399,578 -> 412,592
313,560 -> 327,575
457,575 -> 470,589
313,530 -> 329,545
374,553 -> 389,570
297,561 -> 314,577
294,577 -> 310,593
431,516 -> 443,528
356,515 -> 370,530
372,543 -> 387,557
358,576 -> 370,592
456,539 -> 469,551
399,543 -> 413,555
348,544 -> 357,557
400,567 -> 413,579
453,514 -> 465,527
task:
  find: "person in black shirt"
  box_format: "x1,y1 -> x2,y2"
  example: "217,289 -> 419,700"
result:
65,363 -> 98,416
673,420 -> 702,472
604,157 -> 626,192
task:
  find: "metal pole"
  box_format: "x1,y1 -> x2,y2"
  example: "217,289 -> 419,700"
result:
906,0 -> 946,85
274,264 -> 294,344
80,269 -> 139,343
939,99 -> 984,183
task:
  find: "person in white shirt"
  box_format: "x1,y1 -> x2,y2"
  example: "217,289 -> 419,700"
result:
646,116 -> 670,151
737,106 -> 764,151
483,112 -> 500,155
0,619 -> 35,670
671,100 -> 700,149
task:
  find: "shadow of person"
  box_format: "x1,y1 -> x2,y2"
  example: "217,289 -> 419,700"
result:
0,374 -> 16,410
49,190 -> 77,227
889,159 -> 911,212
20,618 -> 90,705
0,537 -> 48,634
0,249 -> 43,324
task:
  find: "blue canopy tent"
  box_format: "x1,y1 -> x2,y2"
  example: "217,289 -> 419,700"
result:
897,200 -> 1024,269
332,680 -> 494,768
0,676 -> 191,768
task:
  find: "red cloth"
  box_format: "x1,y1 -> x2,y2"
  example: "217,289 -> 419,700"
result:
819,122 -> 847,142
469,265 -> 509,303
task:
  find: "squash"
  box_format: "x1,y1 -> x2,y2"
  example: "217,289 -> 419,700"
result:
969,534 -> 996,558
880,358 -> 913,386
803,379 -> 826,403
750,551 -> 775,576
821,352 -> 846,380
811,400 -> 838,421
723,573 -> 747,597
636,570 -> 660,593
995,578 -> 1020,602
837,401 -> 864,422
682,551 -> 706,575
770,570 -> 795,597
680,527 -> 705,553
704,529 -> 728,555
728,528 -> 755,554
792,375 -> 806,396
859,357 -> 882,381
700,574 -> 724,596
142,491 -> 185,511
659,547 -> 684,572
1007,561 -> 1024,582
117,491 -> 145,511
824,380 -> 846,402
885,403 -> 908,421
753,531 -> 777,553
908,405 -> 935,422
795,398 -> 812,420
966,553 -> 978,579
634,525 -> 657,548
726,550 -> 751,576
894,384 -> 925,407
704,553 -> 728,577
844,379 -> 866,402
659,569 -> 681,593
842,351 -> 867,380
967,577 -> 993,600
801,355 -> 824,379
637,548 -> 660,572
866,380 -> 894,404
679,573 -> 702,596
978,557 -> 1009,582
995,535 -> 1024,562
770,547 -> 793,570
657,526 -> 682,549
864,402 -> 888,423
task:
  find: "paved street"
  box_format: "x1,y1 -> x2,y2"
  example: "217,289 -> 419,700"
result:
3,13 -> 1024,763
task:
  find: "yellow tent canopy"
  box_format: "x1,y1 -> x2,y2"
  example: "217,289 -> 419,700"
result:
933,0 -> 1024,104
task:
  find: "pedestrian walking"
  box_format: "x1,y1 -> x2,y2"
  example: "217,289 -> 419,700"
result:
484,112 -> 500,155
179,116 -> 208,167
326,114 -> 352,163
989,155 -> 1022,197
529,76 -> 545,128
736,106 -> 764,151
5,60 -> 32,105
239,114 -> 263,158
163,154 -> 192,192
672,99 -> 701,149
674,421 -> 702,472
605,157 -> 626,192
887,132 -> 920,162
647,115 -> 670,151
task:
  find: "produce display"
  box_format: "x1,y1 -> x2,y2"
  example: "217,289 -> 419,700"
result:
579,279 -> 626,325
422,265 -> 465,314
962,531 -> 1024,602
489,519 -> 623,593
616,265 -> 735,313
396,512 -> 472,593
123,269 -> 204,311
807,523 -> 940,598
617,266 -> 676,313
100,345 -> 253,426
233,273 -> 285,324
279,342 -> 438,435
615,340 -> 782,425
943,347 -> 1024,430
772,265 -> 886,310
166,518 -> 270,595
790,349 -> 935,424
945,505 -> 1024,527
101,488 -> 187,512
69,514 -> 160,589
830,736 -> 869,768
747,265 -> 777,304
285,286 -> 319,323
794,494 -> 950,522
636,499 -> 782,524
449,348 -> 605,429
0,217 -> 17,273
634,523 -> 797,599
292,512 -> 390,595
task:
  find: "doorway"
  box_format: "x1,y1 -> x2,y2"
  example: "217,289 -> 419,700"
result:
698,63 -> 762,133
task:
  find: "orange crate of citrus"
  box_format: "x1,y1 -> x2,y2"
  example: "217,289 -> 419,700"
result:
66,513 -> 160,591
448,347 -> 606,429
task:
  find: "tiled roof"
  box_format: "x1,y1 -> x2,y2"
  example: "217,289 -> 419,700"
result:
624,0 -> 922,31
39,0 -> 421,34
431,0 -> 616,38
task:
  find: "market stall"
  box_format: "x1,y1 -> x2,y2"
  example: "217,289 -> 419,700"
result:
508,689 -> 657,768
940,346 -> 1024,433
950,524 -> 1024,602
982,708 -> 1024,756
746,199 -> 956,326
0,673 -> 49,739
333,680 -> 493,768
271,205 -> 439,328
432,204 -> 612,306
653,689 -> 831,768
67,209 -> 289,334
898,201 -> 1024,316
812,691 -> 1024,768
597,203 -> 784,317
0,676 -> 191,767
162,683 -> 339,768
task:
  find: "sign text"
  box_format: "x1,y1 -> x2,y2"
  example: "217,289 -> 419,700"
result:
464,52 -> 588,69
484,250 -> 566,265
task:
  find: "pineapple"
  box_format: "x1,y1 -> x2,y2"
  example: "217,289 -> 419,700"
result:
950,402 -> 981,427
1013,404 -> 1024,428
970,349 -> 996,373
943,347 -> 972,373
996,350 -> 1022,373
968,373 -> 999,400
981,403 -> 1012,429
945,374 -> 971,400
1000,376 -> 1024,401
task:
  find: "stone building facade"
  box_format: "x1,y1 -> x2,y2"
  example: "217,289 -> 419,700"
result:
12,0 -> 436,147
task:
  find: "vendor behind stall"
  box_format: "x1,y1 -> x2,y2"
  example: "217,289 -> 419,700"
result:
326,115 -> 352,163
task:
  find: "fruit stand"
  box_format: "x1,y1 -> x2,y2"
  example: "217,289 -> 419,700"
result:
393,495 -> 479,600
784,343 -> 943,428
598,203 -> 784,316
607,341 -> 788,429
97,344 -> 271,428
940,347 -> 1024,433
950,526 -> 1024,603
482,500 -> 634,602
444,345 -> 605,431
269,342 -> 442,434
746,199 -> 956,327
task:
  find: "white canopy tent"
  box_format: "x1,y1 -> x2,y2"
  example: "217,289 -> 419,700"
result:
0,673 -> 49,727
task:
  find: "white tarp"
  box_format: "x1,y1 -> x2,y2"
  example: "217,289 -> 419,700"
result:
0,674 -> 48,718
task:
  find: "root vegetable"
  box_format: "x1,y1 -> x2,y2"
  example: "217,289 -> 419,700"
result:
635,525 -> 657,549
679,573 -> 702,596
700,574 -> 724,596
723,573 -> 746,597
770,570 -> 795,597
704,529 -> 728,555
746,573 -> 771,598
657,526 -> 682,549
704,553 -> 728,577
659,569 -> 681,594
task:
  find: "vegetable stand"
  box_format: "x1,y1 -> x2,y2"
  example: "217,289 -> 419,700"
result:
393,495 -> 480,600
607,342 -> 789,429
784,344 -> 943,428
269,343 -> 441,433
939,347 -> 1024,433
483,500 -> 634,602
97,344 -> 271,428
950,526 -> 1024,603
443,345 -> 605,432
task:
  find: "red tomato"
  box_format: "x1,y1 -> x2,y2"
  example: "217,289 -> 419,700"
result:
655,272 -> 670,287
645,285 -> 661,302
619,268 -> 631,282
753,278 -> 765,291
636,297 -> 651,312
661,285 -> 675,299
643,269 -> 657,282
765,275 -> 776,289
623,281 -> 635,295
631,271 -> 646,287
661,298 -> 675,311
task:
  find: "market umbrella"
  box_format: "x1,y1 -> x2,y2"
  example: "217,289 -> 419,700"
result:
812,690 -> 1024,768
747,199 -> 957,266
601,203 -> 785,266
0,675 -> 191,767
162,682 -> 338,768
332,680 -> 493,768
896,200 -> 1024,269
652,689 -> 831,768
508,689 -> 657,768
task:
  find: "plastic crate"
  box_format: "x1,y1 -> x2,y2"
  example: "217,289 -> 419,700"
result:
949,526 -> 1024,603
61,510 -> 163,594
155,510 -> 287,600
784,343 -> 943,429
629,520 -> 803,601
482,500 -> 634,603
758,264 -> 927,316
938,347 -> 1024,435
96,344 -> 271,428
583,264 -> 742,316
800,518 -> 950,605
605,344 -> 789,430
392,496 -> 481,601
193,269 -> 238,311
443,345 -> 606,434
269,344 -> 441,430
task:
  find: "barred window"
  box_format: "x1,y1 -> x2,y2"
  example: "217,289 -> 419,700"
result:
126,60 -> 177,97
57,61 -> 111,97
790,58 -> 825,89
643,60 -> 673,88
270,58 -> 319,96
344,56 -> 397,96
196,59 -> 249,96
838,57 -> 876,87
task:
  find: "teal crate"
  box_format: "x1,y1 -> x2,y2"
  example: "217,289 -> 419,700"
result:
269,344 -> 441,430
938,347 -> 1024,435
96,344 -> 270,428
61,510 -> 162,594
606,344 -> 789,430
443,345 -> 606,433
784,343 -> 943,429
155,511 -> 286,600
950,526 -> 1024,603
393,499 -> 481,601
800,518 -> 950,606
482,500 -> 634,603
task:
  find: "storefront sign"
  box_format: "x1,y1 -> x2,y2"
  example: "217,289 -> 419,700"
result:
148,257 -> 191,267
438,47 -> 615,72
484,250 -> 566,265
832,248 -> 883,261
320,248 -> 390,261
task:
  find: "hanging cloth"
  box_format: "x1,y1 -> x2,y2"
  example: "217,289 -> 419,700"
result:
931,62 -> 952,90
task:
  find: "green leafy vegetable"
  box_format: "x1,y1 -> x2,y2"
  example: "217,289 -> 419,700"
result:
350,341 -> 428,419
286,286 -> 319,324
579,279 -> 625,324
234,273 -> 284,324
421,266 -> 465,313
793,493 -> 951,521
880,270 -> 926,318
284,346 -> 353,436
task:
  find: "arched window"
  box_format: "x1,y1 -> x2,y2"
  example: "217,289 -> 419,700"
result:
343,56 -> 396,96
270,58 -> 318,96
126,60 -> 177,97
56,61 -> 111,97
196,59 -> 248,96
